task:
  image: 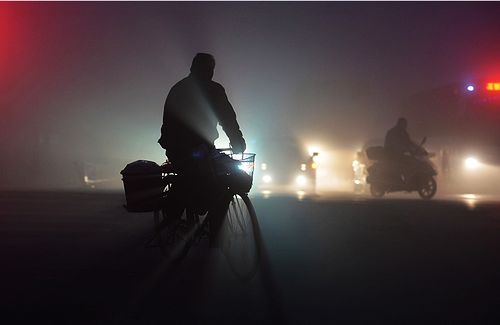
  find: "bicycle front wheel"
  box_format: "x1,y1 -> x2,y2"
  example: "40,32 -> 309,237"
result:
220,193 -> 260,281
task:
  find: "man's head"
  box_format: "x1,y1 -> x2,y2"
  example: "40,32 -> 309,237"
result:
190,53 -> 215,81
396,117 -> 408,130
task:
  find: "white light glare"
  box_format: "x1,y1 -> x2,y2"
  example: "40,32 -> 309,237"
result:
308,146 -> 320,157
464,157 -> 480,170
296,175 -> 307,186
238,163 -> 253,175
352,160 -> 360,170
462,194 -> 477,200
466,85 -> 475,92
297,190 -> 306,201
262,175 -> 272,183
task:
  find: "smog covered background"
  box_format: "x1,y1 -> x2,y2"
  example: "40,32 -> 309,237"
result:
1,2 -> 500,189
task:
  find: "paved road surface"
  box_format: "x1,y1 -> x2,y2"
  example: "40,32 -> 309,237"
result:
1,190 -> 499,324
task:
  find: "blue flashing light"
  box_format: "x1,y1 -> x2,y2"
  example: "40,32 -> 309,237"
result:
466,85 -> 475,92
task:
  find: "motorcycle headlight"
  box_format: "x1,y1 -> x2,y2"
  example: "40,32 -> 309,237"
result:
464,157 -> 480,170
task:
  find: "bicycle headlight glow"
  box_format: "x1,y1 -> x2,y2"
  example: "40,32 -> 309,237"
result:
238,163 -> 253,175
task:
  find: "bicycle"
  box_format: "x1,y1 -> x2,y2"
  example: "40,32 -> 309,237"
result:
147,148 -> 261,280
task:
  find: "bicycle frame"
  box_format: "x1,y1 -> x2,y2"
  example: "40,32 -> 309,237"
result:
149,148 -> 256,256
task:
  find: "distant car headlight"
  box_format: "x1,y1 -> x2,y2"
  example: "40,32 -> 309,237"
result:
262,174 -> 272,183
296,175 -> 307,186
464,157 -> 480,170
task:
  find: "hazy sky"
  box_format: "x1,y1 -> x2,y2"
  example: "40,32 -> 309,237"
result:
1,2 -> 500,187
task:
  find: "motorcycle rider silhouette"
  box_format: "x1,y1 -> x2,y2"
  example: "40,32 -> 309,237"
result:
366,118 -> 437,199
384,118 -> 420,182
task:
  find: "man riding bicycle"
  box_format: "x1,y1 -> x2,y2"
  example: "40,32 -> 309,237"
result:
158,53 -> 247,244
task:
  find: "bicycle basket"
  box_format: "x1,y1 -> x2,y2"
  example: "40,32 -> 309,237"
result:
213,151 -> 256,193
230,152 -> 256,177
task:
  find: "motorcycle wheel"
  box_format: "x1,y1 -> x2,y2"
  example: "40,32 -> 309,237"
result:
370,184 -> 385,198
418,177 -> 437,199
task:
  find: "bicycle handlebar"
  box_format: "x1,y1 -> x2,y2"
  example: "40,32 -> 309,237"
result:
217,148 -> 250,156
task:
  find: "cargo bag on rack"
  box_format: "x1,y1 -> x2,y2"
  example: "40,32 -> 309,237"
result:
121,160 -> 163,212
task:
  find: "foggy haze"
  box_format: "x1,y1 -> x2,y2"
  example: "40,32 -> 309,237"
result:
2,2 -> 500,189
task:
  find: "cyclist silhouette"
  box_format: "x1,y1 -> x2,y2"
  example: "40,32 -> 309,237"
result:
158,53 -> 246,159
158,53 -> 246,244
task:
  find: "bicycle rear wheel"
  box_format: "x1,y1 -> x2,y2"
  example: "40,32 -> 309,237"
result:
148,176 -> 193,257
220,193 -> 260,281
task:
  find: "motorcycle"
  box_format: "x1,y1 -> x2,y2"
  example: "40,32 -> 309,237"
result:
365,137 -> 438,199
